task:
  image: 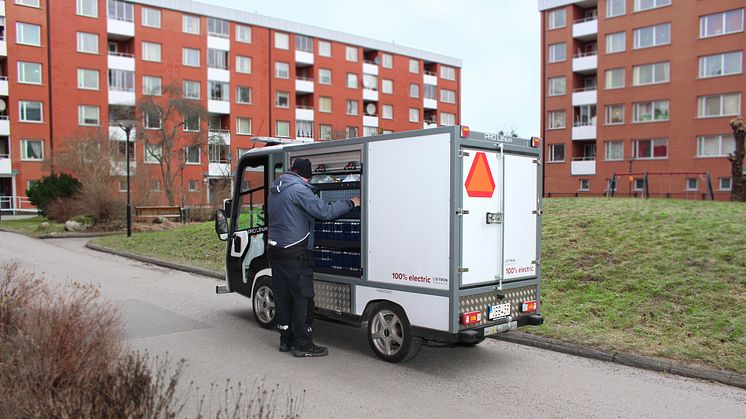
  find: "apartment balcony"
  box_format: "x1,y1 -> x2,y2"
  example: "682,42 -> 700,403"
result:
107,18 -> 135,39
108,52 -> 135,71
572,87 -> 597,106
110,161 -> 137,177
363,115 -> 378,128
207,36 -> 230,51
108,125 -> 136,142
423,98 -> 438,110
363,88 -> 378,102
573,52 -> 598,74
109,90 -> 136,106
424,120 -> 438,129
0,153 -> 10,175
363,62 -> 378,76
208,129 -> 231,145
208,68 -> 230,83
0,117 -> 9,136
0,1 -> 6,17
423,72 -> 437,86
573,17 -> 598,41
208,100 -> 230,114
209,163 -> 231,177
0,76 -> 7,96
571,158 -> 596,176
295,77 -> 314,93
295,50 -> 314,65
295,106 -> 314,121
0,37 -> 6,57
572,123 -> 596,141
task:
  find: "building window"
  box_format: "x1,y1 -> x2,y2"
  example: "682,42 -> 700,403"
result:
409,83 -> 420,98
605,68 -> 625,89
236,86 -> 252,104
77,32 -> 99,54
188,180 -> 199,192
183,48 -> 200,67
700,8 -> 744,38
183,115 -> 200,132
699,51 -> 743,78
719,178 -> 733,191
548,144 -> 565,162
548,8 -> 566,30
346,100 -> 358,116
109,69 -> 134,92
291,35 -> 313,54
297,120 -> 314,138
605,104 -> 624,125
275,91 -> 290,108
184,80 -> 201,99
548,77 -> 566,96
319,96 -> 332,113
19,101 -> 43,122
409,108 -> 419,123
207,17 -> 229,38
208,143 -> 229,164
579,179 -> 590,191
183,15 -> 200,35
144,143 -> 162,164
346,127 -> 358,138
381,79 -> 393,94
440,89 -> 456,104
697,135 -> 736,157
184,145 -> 200,164
208,49 -> 229,69
605,32 -> 625,53
236,25 -> 251,43
346,73 -> 358,89
114,141 -> 135,162
634,138 -> 668,159
633,100 -> 669,122
318,41 -> 331,57
380,53 -> 393,69
236,56 -> 252,74
698,93 -> 741,118
440,66 -> 456,80
632,62 -> 670,85
548,110 -> 566,129
21,140 -> 44,161
440,112 -> 456,126
634,23 -> 671,49
108,0 -> 134,22
549,43 -> 566,63
16,22 -> 41,46
150,180 -> 161,192
16,0 -> 40,7
18,62 -> 42,84
382,105 -> 393,120
634,0 -> 670,12
319,69 -> 332,85
685,178 -> 699,191
78,105 -> 100,126
77,0 -> 98,17
274,32 -> 289,50
319,124 -> 332,140
142,76 -> 162,96
144,111 -> 162,130
209,81 -> 229,101
363,126 -> 377,137
77,68 -> 99,90
142,7 -> 161,28
424,84 -> 436,100
275,62 -> 290,79
276,121 -> 290,138
604,140 -> 624,161
237,117 -> 252,135
346,46 -> 358,62
409,59 -> 419,73
142,42 -> 162,62
607,0 -> 626,17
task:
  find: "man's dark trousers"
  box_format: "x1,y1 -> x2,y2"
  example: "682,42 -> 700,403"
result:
268,246 -> 315,349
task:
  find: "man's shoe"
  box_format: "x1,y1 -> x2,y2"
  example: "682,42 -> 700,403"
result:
279,343 -> 293,352
292,344 -> 328,357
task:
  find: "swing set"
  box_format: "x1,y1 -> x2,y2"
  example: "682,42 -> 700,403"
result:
607,171 -> 715,200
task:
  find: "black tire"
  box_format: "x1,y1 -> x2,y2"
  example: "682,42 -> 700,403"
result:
367,302 -> 422,363
459,337 -> 486,347
252,276 -> 276,329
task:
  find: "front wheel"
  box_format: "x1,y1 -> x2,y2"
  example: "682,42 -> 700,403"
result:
367,302 -> 421,363
252,276 -> 275,329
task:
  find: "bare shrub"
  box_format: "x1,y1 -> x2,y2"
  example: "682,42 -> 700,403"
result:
195,378 -> 304,419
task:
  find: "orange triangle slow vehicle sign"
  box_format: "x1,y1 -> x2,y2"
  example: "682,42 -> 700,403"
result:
464,152 -> 496,198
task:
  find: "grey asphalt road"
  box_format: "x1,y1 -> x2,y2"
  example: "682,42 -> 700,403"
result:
1,232 -> 745,418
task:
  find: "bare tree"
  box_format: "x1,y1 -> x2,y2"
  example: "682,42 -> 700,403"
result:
729,116 -> 745,202
138,83 -> 208,206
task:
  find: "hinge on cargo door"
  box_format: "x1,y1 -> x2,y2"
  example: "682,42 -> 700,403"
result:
458,150 -> 471,157
486,212 -> 503,224
533,158 -> 542,166
532,208 -> 543,215
457,267 -> 469,274
456,208 -> 470,216
532,260 -> 540,266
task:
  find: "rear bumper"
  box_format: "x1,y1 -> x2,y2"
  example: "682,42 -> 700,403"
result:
413,314 -> 544,344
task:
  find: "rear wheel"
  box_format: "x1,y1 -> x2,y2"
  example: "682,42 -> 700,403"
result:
367,302 -> 421,363
252,276 -> 275,329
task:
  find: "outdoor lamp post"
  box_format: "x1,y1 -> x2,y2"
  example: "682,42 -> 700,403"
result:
117,119 -> 138,237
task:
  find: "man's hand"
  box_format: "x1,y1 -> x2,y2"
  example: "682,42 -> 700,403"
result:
350,196 -> 361,207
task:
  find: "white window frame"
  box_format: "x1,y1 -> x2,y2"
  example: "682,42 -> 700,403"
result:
409,83 -> 420,98
579,179 -> 590,191
276,121 -> 290,138
182,48 -> 200,67
318,41 -> 331,57
719,177 -> 733,191
548,8 -> 567,30
236,56 -> 252,74
634,138 -> 668,159
548,144 -> 565,163
76,32 -> 99,54
319,124 -> 332,140
549,43 -> 566,63
633,100 -> 669,123
142,7 -> 161,29
633,23 -> 671,49
382,79 -> 393,95
605,67 -> 625,89
77,68 -> 99,90
18,61 -> 42,85
605,104 -> 625,125
685,178 -> 699,192
319,97 -> 332,113
606,0 -> 626,18
409,108 -> 419,123
19,100 -> 43,123
21,139 -> 44,161
16,0 -> 40,7
275,62 -> 290,79
76,0 -> 98,18
440,66 -> 456,80
346,99 -> 358,116
409,59 -> 419,73
346,46 -> 358,62
275,91 -> 290,108
16,22 -> 41,46
183,15 -> 200,35
700,8 -> 744,39
696,135 -> 736,158
142,76 -> 162,96
634,0 -> 671,13
184,145 -> 201,164
144,112 -> 162,130
382,53 -> 393,69
183,80 -> 201,99
698,93 -> 741,118
382,104 -> 393,120
699,51 -> 743,78
236,25 -> 252,43
183,115 -> 200,132
236,86 -> 252,104
236,117 -> 252,135
188,180 -> 199,192
604,140 -> 624,161
548,77 -> 566,96
548,110 -> 566,129
319,69 -> 332,85
144,143 -> 163,164
440,112 -> 456,126
346,73 -> 358,89
142,41 -> 162,62
274,32 -> 289,50
77,105 -> 100,126
440,89 -> 456,104
633,62 -> 670,86
605,32 -> 626,54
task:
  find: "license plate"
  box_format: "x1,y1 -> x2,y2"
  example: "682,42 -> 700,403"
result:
488,303 -> 511,320
484,321 -> 517,336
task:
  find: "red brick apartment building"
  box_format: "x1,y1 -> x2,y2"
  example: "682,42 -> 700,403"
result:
539,0 -> 745,199
0,0 -> 461,211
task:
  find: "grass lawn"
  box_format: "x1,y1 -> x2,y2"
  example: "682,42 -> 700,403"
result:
91,198 -> 746,373
0,216 -> 65,237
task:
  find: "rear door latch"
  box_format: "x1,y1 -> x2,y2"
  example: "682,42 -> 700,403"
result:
486,212 -> 503,224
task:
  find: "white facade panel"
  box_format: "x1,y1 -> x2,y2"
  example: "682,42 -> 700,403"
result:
363,88 -> 378,102
0,78 -> 7,96
572,89 -> 597,106
424,74 -> 437,86
295,79 -> 314,93
573,55 -> 598,73
208,100 -> 231,114
207,35 -> 230,51
209,163 -> 231,177
573,19 -> 598,39
108,54 -> 136,71
108,91 -> 136,106
208,68 -> 231,82
424,121 -> 438,129
208,130 -> 231,145
0,119 -> 9,136
363,63 -> 378,76
0,39 -> 7,57
571,160 -> 596,175
366,133 -> 451,291
363,115 -> 378,127
109,125 -> 136,142
107,19 -> 135,38
423,98 -> 438,110
503,154 -> 539,280
572,125 -> 596,140
295,108 -> 314,121
0,1 -> 5,17
295,50 -> 314,65
355,286 -> 450,331
0,156 -> 11,175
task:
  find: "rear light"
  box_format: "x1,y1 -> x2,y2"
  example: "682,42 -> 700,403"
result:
460,126 -> 471,138
461,311 -> 482,325
530,137 -> 541,148
521,300 -> 538,313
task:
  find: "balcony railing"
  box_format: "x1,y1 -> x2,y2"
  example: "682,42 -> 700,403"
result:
296,76 -> 313,82
572,156 -> 596,161
573,15 -> 598,24
0,115 -> 9,120
108,51 -> 134,58
573,121 -> 596,127
108,14 -> 133,23
363,60 -> 377,65
296,105 -> 313,110
574,50 -> 597,58
0,195 -> 35,212
207,31 -> 229,39
573,86 -> 597,92
0,76 -> 7,81
424,71 -> 437,77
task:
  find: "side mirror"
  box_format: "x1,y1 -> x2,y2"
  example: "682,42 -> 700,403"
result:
222,198 -> 232,214
215,209 -> 229,241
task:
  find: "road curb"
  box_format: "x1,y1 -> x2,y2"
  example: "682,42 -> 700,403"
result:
494,332 -> 746,390
84,241 -> 224,280
0,227 -> 121,239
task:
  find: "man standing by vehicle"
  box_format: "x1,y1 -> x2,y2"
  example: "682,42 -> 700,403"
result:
267,158 -> 360,357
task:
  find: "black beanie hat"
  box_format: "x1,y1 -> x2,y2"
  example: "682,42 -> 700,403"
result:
291,158 -> 312,179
